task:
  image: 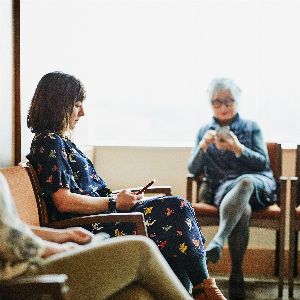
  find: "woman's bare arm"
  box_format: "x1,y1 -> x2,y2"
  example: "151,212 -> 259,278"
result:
31,226 -> 94,244
51,188 -> 142,214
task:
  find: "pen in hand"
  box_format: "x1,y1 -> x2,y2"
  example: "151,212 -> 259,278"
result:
135,179 -> 156,195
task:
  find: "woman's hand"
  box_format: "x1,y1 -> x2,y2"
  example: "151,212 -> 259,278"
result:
199,130 -> 217,152
41,240 -> 81,258
55,227 -> 94,245
31,226 -> 94,245
215,131 -> 244,156
115,189 -> 142,211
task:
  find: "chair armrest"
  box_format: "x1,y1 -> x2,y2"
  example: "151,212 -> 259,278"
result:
186,174 -> 195,202
0,274 -> 69,300
131,186 -> 172,196
113,186 -> 172,196
47,212 -> 147,236
186,174 -> 205,203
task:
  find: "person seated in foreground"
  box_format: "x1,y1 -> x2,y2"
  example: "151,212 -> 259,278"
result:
26,71 -> 227,300
188,77 -> 277,300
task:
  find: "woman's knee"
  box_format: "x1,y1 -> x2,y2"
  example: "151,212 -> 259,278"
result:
113,235 -> 156,248
162,196 -> 194,213
236,177 -> 255,193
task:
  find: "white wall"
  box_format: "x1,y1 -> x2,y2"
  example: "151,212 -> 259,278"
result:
0,0 -> 14,167
93,146 -> 190,196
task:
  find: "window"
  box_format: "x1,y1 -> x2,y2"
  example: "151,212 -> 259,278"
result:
21,0 -> 300,153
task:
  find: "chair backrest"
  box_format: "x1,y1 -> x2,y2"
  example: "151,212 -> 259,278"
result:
267,142 -> 281,182
0,165 -> 41,226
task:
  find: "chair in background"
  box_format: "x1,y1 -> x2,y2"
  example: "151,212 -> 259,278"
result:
186,143 -> 287,298
288,145 -> 300,298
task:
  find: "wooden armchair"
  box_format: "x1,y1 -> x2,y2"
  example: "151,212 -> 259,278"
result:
2,162 -> 172,236
288,145 -> 300,298
1,163 -> 147,235
186,142 -> 287,298
0,163 -> 172,299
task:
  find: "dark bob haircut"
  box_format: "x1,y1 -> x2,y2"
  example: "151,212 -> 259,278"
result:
27,71 -> 86,133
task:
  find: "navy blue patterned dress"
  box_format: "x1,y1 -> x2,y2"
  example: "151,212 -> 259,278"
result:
26,132 -> 206,263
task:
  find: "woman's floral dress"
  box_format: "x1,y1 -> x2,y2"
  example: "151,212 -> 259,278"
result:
27,132 -> 206,263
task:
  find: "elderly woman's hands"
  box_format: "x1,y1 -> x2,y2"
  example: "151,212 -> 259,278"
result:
215,131 -> 245,157
200,129 -> 245,157
199,130 -> 217,152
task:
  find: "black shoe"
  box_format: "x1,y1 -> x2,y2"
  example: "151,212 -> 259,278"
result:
228,275 -> 245,300
205,242 -> 222,263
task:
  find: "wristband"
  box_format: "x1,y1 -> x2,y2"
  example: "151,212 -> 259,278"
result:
108,196 -> 117,212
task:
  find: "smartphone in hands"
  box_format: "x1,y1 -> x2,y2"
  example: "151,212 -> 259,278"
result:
216,126 -> 230,142
135,179 -> 156,195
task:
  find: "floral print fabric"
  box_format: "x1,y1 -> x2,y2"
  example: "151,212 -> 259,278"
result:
27,132 -> 206,261
132,196 -> 206,260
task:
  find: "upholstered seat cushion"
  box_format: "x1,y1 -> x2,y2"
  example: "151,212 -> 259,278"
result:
192,203 -> 281,219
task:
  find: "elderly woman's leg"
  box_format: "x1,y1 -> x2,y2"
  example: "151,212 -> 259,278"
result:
206,178 -> 254,263
37,236 -> 193,300
228,206 -> 251,299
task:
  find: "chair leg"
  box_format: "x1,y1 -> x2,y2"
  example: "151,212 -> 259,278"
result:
278,229 -> 284,298
295,233 -> 298,277
275,231 -> 279,276
289,230 -> 296,298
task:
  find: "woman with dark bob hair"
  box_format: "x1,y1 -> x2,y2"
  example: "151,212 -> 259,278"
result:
27,71 -> 226,300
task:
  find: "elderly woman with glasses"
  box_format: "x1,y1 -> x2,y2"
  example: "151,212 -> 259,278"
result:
188,78 -> 277,300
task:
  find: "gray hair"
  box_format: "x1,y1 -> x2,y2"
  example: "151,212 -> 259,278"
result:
207,77 -> 241,103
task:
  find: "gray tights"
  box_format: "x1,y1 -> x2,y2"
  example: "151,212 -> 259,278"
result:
207,177 -> 254,276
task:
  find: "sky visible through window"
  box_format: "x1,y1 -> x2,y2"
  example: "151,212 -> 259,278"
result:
21,0 -> 300,151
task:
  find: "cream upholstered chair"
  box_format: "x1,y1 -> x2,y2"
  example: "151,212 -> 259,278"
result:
186,142 -> 287,298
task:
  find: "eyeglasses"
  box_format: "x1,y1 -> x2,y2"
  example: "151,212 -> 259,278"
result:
211,98 -> 235,108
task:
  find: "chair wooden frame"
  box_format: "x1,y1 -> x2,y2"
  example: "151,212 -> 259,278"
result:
186,143 -> 287,298
288,145 -> 300,298
20,162 -> 148,235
